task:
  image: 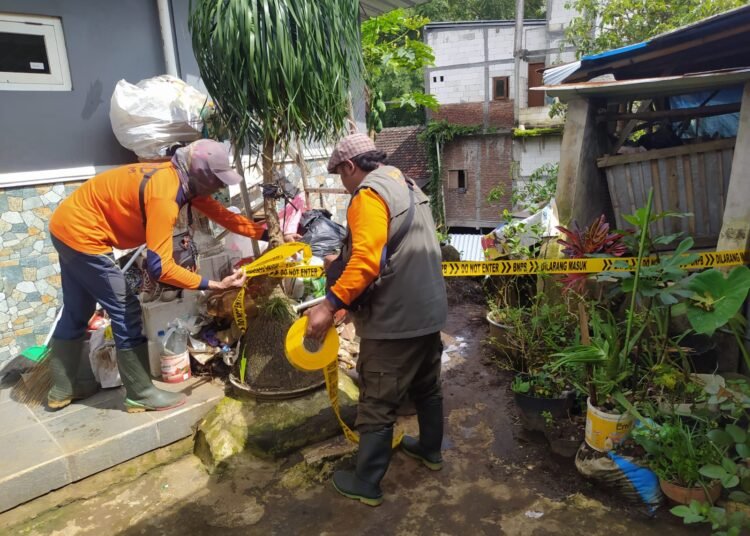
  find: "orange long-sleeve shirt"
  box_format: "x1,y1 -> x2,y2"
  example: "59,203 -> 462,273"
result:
50,163 -> 264,289
327,188 -> 390,307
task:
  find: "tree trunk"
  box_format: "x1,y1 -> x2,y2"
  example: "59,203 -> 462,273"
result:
262,137 -> 283,248
233,146 -> 261,257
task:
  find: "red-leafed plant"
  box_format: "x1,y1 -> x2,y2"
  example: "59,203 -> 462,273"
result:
556,215 -> 628,293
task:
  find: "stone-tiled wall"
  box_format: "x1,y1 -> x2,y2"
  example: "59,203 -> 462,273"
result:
0,182 -> 83,366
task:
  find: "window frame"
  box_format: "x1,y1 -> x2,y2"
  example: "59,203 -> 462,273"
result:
492,76 -> 509,101
0,12 -> 72,91
448,169 -> 468,193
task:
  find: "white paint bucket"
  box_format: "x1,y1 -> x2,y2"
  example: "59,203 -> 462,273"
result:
161,350 -> 191,383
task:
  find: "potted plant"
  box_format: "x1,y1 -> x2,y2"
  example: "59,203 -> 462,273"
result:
631,411 -> 726,505
511,366 -> 577,432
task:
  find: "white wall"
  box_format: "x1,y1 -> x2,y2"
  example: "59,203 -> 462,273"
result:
429,66 -> 485,104
515,136 -> 562,177
427,28 -> 486,67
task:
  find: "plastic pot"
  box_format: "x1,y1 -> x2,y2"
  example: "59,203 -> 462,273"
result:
513,387 -> 573,432
585,398 -> 634,452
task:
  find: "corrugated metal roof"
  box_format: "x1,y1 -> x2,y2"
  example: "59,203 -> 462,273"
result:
535,68 -> 750,101
448,234 -> 485,261
542,61 -> 581,86
424,19 -> 546,30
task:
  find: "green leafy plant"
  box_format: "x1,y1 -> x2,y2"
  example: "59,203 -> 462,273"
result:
361,8 -> 438,134
671,499 -> 748,536
631,412 -> 726,488
513,162 -> 559,213
511,366 -> 572,399
190,0 -> 361,245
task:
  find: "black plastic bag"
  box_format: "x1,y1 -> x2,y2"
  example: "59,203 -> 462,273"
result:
299,209 -> 347,258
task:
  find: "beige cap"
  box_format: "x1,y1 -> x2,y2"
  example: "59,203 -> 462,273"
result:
327,133 -> 377,173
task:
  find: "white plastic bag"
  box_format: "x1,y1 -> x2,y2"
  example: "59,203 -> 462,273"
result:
110,75 -> 207,159
89,325 -> 122,388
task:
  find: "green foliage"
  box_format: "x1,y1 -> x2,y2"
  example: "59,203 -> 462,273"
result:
490,283 -> 580,373
564,0 -> 747,58
631,412 -> 726,488
671,500 -> 747,536
512,127 -> 563,139
511,367 -> 571,399
682,266 -> 750,337
362,8 -> 438,133
419,120 -> 482,229
513,162 -> 559,212
190,0 -> 361,150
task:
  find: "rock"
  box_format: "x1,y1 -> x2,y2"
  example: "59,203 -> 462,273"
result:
194,370 -> 359,471
301,436 -> 357,468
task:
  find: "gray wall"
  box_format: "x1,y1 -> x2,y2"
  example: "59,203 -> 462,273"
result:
0,0 -> 166,173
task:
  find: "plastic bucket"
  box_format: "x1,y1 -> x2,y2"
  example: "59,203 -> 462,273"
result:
161,350 -> 191,383
585,397 -> 633,452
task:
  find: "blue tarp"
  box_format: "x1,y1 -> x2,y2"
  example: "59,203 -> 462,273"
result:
670,85 -> 742,138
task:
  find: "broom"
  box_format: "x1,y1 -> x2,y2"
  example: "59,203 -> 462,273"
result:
11,245 -> 147,407
10,307 -> 61,406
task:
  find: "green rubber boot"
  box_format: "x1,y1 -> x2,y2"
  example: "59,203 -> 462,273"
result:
117,343 -> 186,413
400,396 -> 444,471
47,337 -> 100,410
332,426 -> 393,507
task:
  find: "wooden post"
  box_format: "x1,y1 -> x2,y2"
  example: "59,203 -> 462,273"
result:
718,81 -> 750,252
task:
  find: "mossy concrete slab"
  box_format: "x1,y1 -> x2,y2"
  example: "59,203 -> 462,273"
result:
195,371 -> 358,469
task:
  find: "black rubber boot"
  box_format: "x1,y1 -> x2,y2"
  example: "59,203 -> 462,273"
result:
401,395 -> 444,471
117,343 -> 186,413
332,426 -> 393,507
47,337 -> 99,409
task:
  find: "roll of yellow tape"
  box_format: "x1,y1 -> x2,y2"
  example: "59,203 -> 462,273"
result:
284,316 -> 339,372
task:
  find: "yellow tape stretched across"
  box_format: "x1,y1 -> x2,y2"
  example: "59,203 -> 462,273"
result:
259,249 -> 750,279
285,317 -> 402,447
232,242 -> 313,333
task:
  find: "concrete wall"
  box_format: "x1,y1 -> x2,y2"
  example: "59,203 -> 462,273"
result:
0,0 -> 165,173
442,134 -> 513,228
516,135 -> 562,178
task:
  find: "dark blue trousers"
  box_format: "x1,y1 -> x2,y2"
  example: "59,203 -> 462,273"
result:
51,235 -> 145,350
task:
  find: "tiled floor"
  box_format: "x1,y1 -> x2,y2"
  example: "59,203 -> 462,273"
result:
0,377 -> 224,513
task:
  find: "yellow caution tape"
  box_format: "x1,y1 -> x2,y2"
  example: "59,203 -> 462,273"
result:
285,317 -> 339,372
232,242 -> 314,333
283,316 -> 402,447
254,250 -> 749,279
440,250 -> 749,277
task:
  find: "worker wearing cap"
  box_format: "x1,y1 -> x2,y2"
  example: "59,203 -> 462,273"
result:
305,133 -> 448,506
47,139 -> 265,412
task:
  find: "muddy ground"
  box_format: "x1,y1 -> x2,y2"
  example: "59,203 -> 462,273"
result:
5,294 -> 702,535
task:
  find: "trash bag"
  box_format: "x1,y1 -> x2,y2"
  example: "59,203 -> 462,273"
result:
574,443 -> 663,515
299,209 -> 347,258
110,75 -> 207,159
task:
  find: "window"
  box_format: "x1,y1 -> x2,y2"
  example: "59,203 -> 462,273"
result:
0,13 -> 71,91
492,76 -> 509,101
449,170 -> 467,193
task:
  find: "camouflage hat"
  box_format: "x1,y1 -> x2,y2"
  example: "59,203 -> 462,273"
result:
327,133 -> 377,173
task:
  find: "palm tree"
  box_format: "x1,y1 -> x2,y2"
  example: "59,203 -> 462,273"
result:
190,0 -> 362,245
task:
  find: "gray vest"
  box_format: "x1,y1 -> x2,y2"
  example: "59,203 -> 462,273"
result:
341,166 -> 447,339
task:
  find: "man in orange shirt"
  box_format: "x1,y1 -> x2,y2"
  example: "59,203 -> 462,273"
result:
47,139 -> 268,412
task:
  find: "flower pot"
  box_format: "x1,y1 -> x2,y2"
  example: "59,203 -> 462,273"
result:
486,312 -> 519,364
659,478 -> 722,505
585,397 -> 634,452
513,390 -> 572,432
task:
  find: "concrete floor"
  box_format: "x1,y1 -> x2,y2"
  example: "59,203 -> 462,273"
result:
1,304 -> 702,535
